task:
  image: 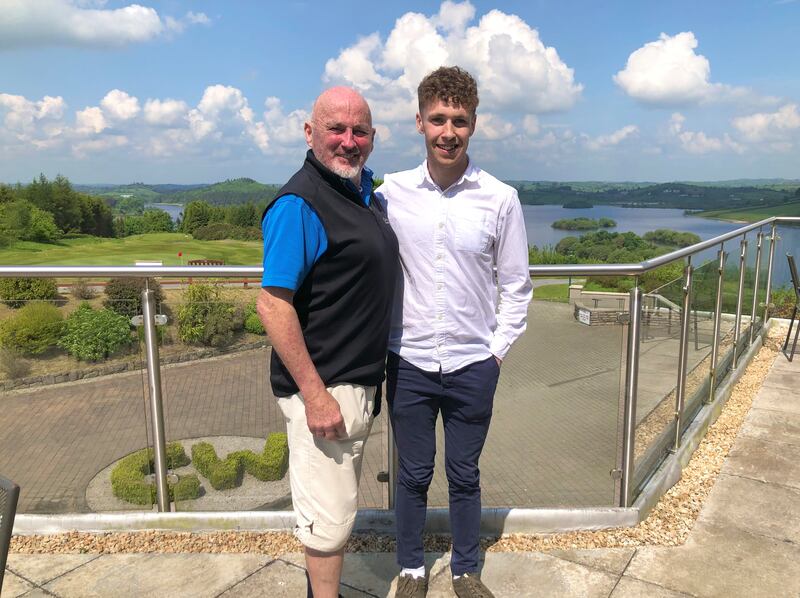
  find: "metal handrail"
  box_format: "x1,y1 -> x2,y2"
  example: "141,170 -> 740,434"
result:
4,216 -> 798,279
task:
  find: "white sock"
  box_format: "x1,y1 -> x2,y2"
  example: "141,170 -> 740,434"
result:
401,566 -> 426,579
453,574 -> 462,580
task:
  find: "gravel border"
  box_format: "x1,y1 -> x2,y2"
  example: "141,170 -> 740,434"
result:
10,326 -> 784,555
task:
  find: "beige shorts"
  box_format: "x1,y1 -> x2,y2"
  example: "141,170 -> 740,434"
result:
277,383 -> 375,552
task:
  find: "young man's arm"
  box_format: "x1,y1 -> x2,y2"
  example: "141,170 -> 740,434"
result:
257,288 -> 345,441
490,190 -> 533,362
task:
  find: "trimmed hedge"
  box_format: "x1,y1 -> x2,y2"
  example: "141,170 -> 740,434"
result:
103,277 -> 164,318
0,278 -> 58,309
191,433 -> 289,490
110,442 -> 198,505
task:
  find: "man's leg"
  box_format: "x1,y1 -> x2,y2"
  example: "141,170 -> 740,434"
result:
387,353 -> 441,571
441,357 -> 499,576
278,384 -> 375,598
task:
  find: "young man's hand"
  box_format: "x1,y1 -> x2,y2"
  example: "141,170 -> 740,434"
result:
494,355 -> 502,367
304,388 -> 346,440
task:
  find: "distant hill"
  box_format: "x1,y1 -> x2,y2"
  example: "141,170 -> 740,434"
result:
170,178 -> 281,205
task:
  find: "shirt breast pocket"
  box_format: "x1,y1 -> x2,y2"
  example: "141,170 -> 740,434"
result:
454,215 -> 493,254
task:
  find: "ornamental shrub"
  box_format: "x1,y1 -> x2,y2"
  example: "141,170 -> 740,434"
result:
103,277 -> 164,318
0,302 -> 63,355
110,442 -> 197,505
191,442 -> 244,490
0,277 -> 58,308
192,433 -> 288,491
177,283 -> 242,347
59,303 -> 132,361
243,300 -> 265,335
239,432 -> 289,481
71,278 -> 97,300
0,346 -> 31,379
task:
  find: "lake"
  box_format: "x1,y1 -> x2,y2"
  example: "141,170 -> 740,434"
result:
146,203 -> 183,222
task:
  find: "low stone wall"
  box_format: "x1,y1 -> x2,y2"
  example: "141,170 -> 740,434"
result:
573,302 -> 629,326
0,340 -> 271,393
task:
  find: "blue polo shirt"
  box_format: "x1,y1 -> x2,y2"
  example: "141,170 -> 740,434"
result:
261,167 -> 374,290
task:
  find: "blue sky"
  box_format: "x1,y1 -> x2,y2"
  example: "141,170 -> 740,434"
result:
1,0 -> 798,184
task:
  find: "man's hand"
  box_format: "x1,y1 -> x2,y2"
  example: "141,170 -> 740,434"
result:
305,388 -> 346,441
494,355 -> 502,367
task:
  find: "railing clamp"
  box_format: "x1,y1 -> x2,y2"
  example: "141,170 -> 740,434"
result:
131,314 -> 168,327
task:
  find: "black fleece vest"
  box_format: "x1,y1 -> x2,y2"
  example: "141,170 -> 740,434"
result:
263,150 -> 399,398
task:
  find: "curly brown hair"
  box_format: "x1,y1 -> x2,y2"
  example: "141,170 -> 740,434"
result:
417,66 -> 479,115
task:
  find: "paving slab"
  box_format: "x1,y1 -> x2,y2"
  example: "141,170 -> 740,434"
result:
697,473 -> 800,543
750,384 -> 800,415
758,368 -> 800,391
43,553 -> 271,598
6,553 -> 99,586
1,571 -> 36,598
740,407 -> 800,446
341,551 -> 448,597
546,547 -> 635,576
423,552 -> 619,598
610,577 -> 692,597
625,522 -> 800,597
722,435 -> 800,489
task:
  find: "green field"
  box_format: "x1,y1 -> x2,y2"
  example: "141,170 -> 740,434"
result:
0,233 -> 262,266
699,201 -> 800,223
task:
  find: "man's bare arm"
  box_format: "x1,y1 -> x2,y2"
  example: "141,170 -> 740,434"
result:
257,287 -> 345,440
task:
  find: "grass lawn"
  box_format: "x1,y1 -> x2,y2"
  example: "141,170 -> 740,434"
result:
698,201 -> 800,223
532,283 -> 570,302
0,233 -> 263,266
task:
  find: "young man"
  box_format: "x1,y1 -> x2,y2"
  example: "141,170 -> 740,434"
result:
257,87 -> 398,598
376,67 -> 532,598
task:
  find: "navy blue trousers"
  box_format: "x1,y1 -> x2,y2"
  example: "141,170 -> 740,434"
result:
386,352 -> 500,575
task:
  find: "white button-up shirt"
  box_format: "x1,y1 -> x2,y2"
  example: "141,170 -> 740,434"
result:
376,160 -> 533,374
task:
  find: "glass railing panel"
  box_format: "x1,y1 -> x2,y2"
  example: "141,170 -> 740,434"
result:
769,223 -> 799,325
156,280 -> 388,512
679,259 -> 718,435
633,265 -> 685,494
752,229 -> 770,337
428,277 -> 626,509
0,281 -> 155,514
715,242 -> 743,387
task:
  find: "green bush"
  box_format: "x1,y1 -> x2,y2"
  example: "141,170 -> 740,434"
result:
191,433 -> 288,490
58,303 -> 132,361
178,283 -> 242,347
0,278 -> 58,308
110,442 -> 197,505
243,301 -> 265,335
0,302 -> 63,355
193,222 -> 261,241
103,277 -> 164,318
191,442 -> 244,490
771,286 -> 797,318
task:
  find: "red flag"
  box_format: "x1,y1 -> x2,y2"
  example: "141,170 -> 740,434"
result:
178,252 -> 183,257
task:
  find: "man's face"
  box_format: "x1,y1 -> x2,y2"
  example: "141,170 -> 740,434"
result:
416,99 -> 476,174
305,92 -> 375,181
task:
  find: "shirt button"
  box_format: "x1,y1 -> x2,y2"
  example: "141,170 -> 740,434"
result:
437,253 -> 444,260
438,222 -> 444,228
437,315 -> 443,321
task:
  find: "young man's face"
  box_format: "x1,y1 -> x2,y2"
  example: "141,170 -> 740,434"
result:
416,99 -> 476,176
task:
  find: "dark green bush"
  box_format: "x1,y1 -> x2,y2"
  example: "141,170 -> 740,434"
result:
177,283 -> 242,347
0,302 -> 63,355
58,303 -> 132,361
0,277 -> 58,308
192,222 -> 261,241
771,286 -> 797,318
191,442 -> 244,490
242,433 -> 289,481
243,301 -> 265,335
103,277 -> 164,318
110,442 -> 197,505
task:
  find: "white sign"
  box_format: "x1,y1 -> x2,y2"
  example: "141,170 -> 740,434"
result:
578,308 -> 591,326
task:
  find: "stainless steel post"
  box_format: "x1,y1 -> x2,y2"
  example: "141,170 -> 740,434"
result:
732,238 -> 748,370
749,232 -> 763,344
707,247 -> 726,404
764,223 -> 777,323
673,258 -> 693,451
142,286 -> 170,512
620,285 -> 642,507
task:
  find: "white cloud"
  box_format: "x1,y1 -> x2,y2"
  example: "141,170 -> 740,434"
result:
522,115 -> 540,136
143,98 -> 189,126
0,93 -> 65,132
263,97 -> 309,146
72,134 -> 128,157
472,112 -> 514,140
100,89 -> 140,121
165,11 -> 212,34
584,124 -> 639,151
324,1 -> 582,123
732,104 -> 800,142
0,0 -> 209,49
614,32 -> 747,107
75,106 -> 107,135
669,113 -> 743,154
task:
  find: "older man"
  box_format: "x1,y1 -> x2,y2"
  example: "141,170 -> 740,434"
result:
257,87 -> 398,598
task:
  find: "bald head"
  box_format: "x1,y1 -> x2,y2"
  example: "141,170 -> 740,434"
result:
305,87 -> 375,184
